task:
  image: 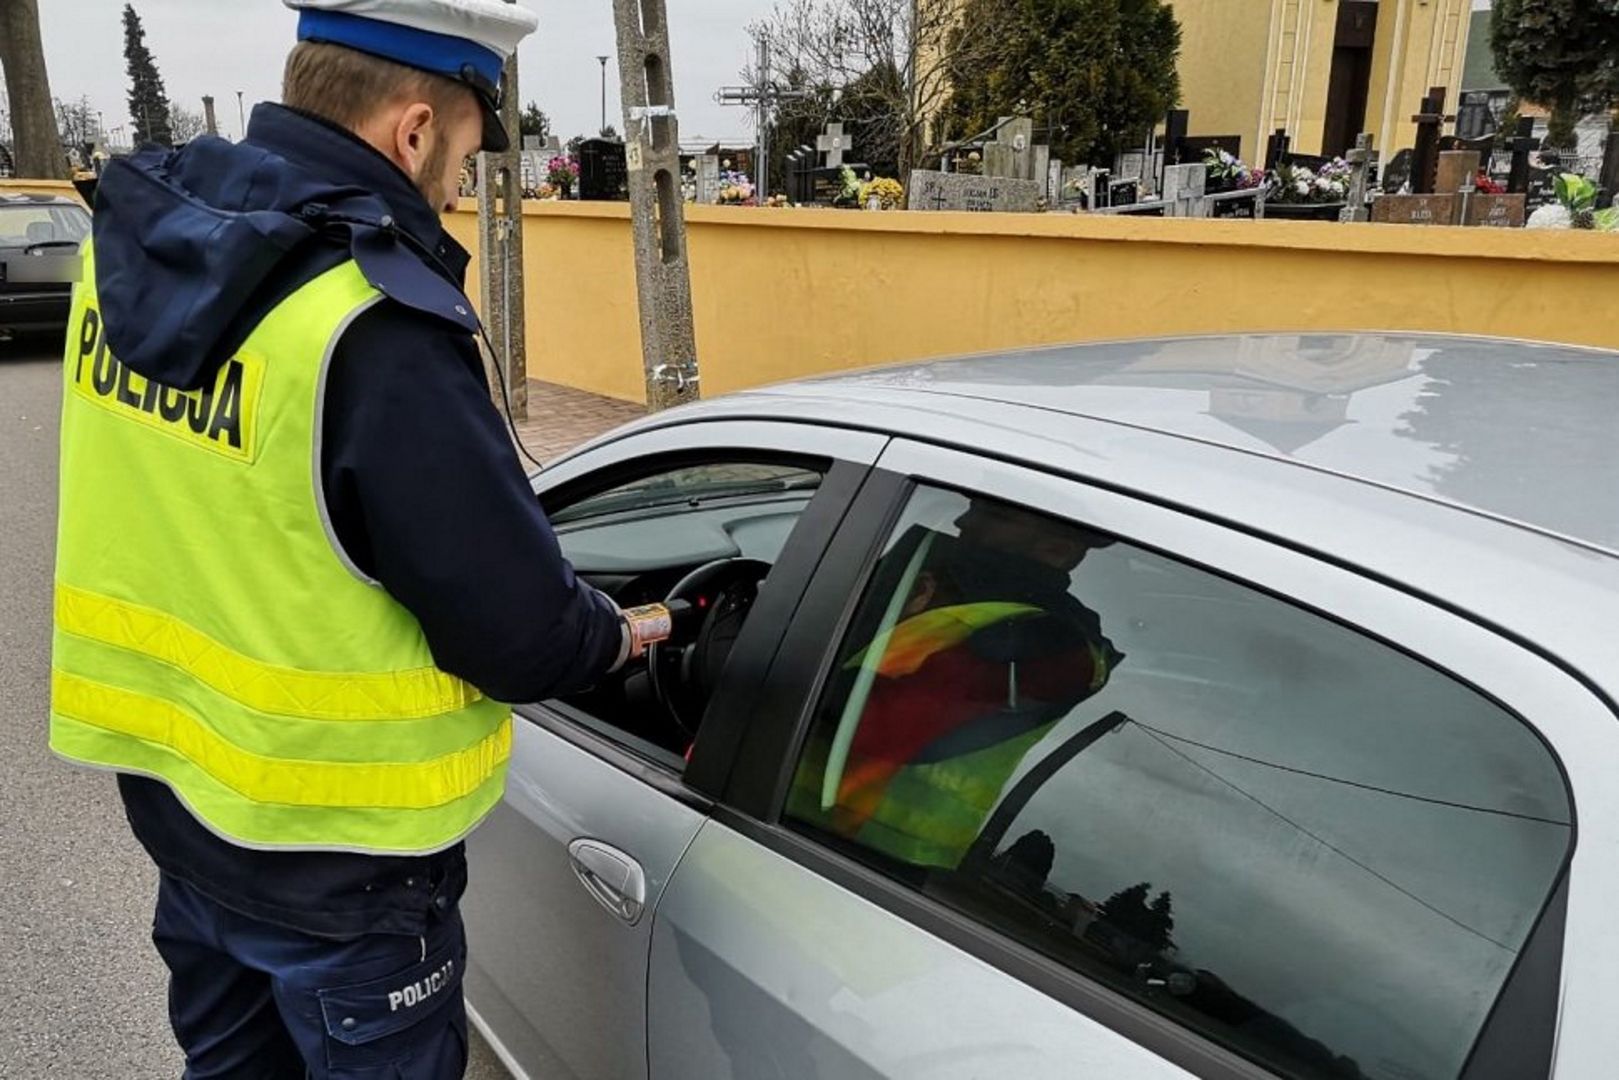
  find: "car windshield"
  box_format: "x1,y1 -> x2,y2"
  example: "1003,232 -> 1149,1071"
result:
552,464 -> 822,525
0,203 -> 91,249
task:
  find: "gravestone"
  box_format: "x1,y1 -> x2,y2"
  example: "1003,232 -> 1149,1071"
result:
1060,165 -> 1089,206
1087,168 -> 1113,209
1434,150 -> 1481,195
983,117 -> 1036,180
1118,150 -> 1147,183
1339,134 -> 1376,222
1206,190 -> 1264,219
1465,194 -> 1528,228
1371,193 -> 1460,226
1161,162 -> 1206,215
1382,148 -> 1414,194
817,122 -> 853,168
1525,168 -> 1559,209
696,154 -> 720,204
906,169 -> 1042,212
577,138 -> 629,200
1047,158 -> 1064,205
1265,128 -> 1291,170
1457,90 -> 1497,140
1032,145 -> 1051,194
1163,110 -> 1190,164
1507,117 -> 1538,195
1601,131 -> 1619,209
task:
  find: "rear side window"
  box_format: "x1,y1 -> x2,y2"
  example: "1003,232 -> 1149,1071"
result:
787,485 -> 1571,1080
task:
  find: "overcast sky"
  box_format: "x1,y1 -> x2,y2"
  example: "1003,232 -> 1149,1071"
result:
36,0 -> 770,146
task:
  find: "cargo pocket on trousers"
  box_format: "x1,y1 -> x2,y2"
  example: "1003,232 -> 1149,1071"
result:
317,933 -> 468,1078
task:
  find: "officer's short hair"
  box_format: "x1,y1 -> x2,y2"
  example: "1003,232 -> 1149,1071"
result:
283,41 -> 472,132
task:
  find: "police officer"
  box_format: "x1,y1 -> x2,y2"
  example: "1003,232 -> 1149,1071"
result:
50,2 -> 679,1075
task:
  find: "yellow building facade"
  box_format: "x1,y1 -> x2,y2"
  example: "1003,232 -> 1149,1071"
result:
1169,0 -> 1475,163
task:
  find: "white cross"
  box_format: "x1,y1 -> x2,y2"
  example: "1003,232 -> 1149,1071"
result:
818,123 -> 853,168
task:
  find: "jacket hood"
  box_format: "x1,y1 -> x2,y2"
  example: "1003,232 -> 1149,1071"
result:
92,104 -> 479,389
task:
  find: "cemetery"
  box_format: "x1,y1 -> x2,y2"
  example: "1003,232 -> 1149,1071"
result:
514,86 -> 1618,236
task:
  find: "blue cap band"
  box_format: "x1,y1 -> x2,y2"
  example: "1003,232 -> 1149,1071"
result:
297,9 -> 503,92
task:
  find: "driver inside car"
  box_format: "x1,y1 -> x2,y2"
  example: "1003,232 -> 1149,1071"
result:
791,501 -> 1123,872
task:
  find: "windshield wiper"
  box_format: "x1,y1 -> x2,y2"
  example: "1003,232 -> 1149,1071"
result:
23,240 -> 82,254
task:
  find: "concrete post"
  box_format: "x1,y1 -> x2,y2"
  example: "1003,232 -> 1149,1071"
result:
612,0 -> 701,409
476,46 -> 528,420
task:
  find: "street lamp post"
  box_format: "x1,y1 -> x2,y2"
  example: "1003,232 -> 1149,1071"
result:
596,55 -> 611,135
236,91 -> 245,141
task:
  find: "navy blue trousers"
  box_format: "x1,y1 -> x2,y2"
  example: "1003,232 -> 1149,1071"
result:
151,873 -> 468,1079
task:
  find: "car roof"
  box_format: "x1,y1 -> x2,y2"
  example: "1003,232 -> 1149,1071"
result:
789,332 -> 1619,559
599,333 -> 1619,702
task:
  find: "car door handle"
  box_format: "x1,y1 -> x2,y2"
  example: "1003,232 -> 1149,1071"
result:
567,839 -> 648,925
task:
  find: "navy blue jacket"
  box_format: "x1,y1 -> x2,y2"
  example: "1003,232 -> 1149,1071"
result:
96,104 -> 624,937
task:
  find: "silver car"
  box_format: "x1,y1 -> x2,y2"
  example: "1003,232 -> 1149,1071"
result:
464,333 -> 1618,1080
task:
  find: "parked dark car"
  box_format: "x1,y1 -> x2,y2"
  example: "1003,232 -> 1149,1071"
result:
0,193 -> 90,341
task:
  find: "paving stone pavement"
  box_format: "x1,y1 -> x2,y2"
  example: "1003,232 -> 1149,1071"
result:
510,379 -> 646,463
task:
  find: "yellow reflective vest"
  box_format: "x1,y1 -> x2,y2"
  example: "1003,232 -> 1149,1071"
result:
49,245 -> 511,854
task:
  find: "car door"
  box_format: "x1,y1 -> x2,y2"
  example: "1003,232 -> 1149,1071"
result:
462,419 -> 888,1080
646,438 -> 1607,1080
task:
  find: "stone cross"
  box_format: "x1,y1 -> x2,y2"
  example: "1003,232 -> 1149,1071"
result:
1339,133 -> 1375,222
983,116 -> 1035,180
818,123 -> 853,168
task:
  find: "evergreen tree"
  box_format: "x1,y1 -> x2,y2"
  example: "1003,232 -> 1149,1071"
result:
519,101 -> 549,140
940,0 -> 1181,167
1491,0 -> 1619,148
122,3 -> 173,147
1095,881 -> 1176,953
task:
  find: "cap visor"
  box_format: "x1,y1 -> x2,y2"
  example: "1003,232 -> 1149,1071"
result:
479,95 -> 510,153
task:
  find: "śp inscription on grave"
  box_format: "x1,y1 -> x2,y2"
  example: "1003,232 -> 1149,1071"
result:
906,170 -> 1042,213
1465,194 -> 1527,229
1371,193 -> 1460,226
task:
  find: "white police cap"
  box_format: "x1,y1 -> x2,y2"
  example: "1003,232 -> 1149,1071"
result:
284,0 -> 540,151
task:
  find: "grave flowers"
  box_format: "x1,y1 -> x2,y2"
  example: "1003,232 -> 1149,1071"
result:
1203,149 -> 1263,194
860,177 -> 904,210
546,155 -> 579,197
1527,174 -> 1619,231
1265,158 -> 1352,220
717,170 -> 756,206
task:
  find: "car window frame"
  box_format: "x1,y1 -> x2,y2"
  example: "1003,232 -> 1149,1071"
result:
711,436 -> 1588,1080
518,418 -> 890,803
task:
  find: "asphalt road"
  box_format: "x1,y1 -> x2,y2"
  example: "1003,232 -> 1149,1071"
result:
0,342 -> 507,1079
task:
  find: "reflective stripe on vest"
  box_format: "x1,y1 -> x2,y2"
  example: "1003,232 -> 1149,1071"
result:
50,244 -> 511,855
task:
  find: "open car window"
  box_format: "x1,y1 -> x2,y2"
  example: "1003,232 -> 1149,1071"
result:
542,456 -> 830,770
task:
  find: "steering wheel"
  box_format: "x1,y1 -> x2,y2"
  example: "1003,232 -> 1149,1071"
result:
647,557 -> 772,737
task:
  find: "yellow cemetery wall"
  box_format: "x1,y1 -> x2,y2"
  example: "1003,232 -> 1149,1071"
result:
1170,0 -> 1473,162
445,200 -> 1619,405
